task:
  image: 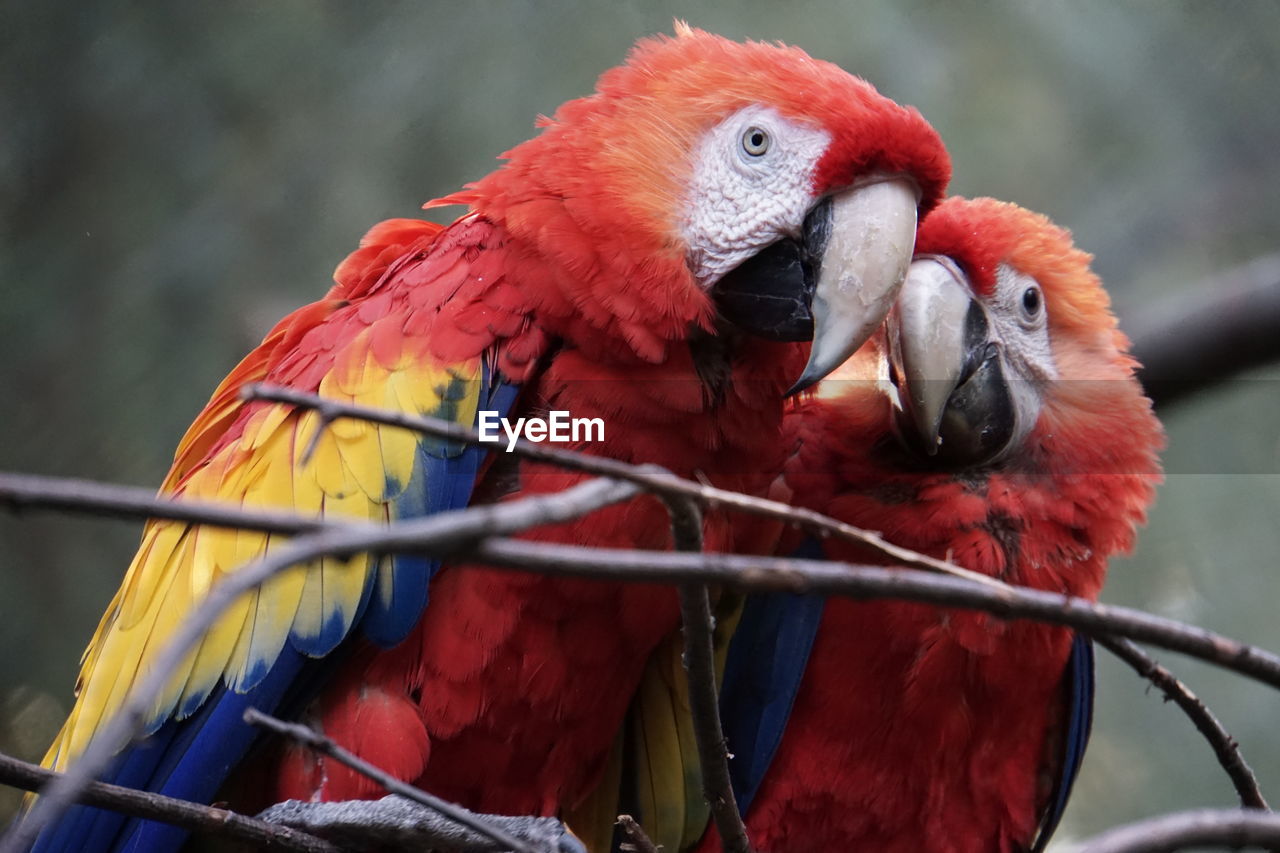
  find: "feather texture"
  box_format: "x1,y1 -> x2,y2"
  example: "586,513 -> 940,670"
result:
33,28 -> 959,853
696,198 -> 1163,852
34,217 -> 528,853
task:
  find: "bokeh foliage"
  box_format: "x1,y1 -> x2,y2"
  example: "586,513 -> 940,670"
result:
2,1 -> 1278,844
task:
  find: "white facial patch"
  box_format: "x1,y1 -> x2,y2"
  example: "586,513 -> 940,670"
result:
986,262 -> 1058,452
989,263 -> 1057,383
682,105 -> 831,286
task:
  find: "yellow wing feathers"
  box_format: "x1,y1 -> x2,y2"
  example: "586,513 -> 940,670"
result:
45,352 -> 486,772
566,594 -> 745,851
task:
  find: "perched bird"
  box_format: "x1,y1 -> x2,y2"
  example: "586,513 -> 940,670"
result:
707,197 -> 1164,852
29,25 -> 950,852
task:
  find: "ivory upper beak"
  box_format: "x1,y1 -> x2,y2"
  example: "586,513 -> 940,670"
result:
789,178 -> 919,394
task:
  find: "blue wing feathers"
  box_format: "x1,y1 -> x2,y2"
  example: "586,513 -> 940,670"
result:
32,647 -> 308,853
364,364 -> 518,648
716,538 -> 1095,853
290,607 -> 354,659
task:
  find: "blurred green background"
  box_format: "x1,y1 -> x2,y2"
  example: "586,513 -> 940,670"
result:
2,1 -> 1279,846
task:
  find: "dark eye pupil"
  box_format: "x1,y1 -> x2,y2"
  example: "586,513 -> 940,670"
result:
742,127 -> 769,155
1022,286 -> 1041,315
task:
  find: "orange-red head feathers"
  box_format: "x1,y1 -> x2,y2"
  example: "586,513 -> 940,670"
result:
428,27 -> 951,359
902,196 -> 1165,517
915,196 -> 1132,374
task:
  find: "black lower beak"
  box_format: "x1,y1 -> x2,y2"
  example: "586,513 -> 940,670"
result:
707,178 -> 920,394
898,338 -> 1016,466
888,260 -> 1017,467
711,199 -> 831,342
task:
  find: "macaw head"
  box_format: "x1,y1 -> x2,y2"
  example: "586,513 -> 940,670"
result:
431,24 -> 950,390
887,196 -> 1163,475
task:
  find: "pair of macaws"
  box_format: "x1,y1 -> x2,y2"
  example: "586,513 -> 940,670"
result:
28,25 -> 1162,853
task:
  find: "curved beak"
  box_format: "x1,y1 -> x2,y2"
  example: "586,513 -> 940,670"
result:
789,178 -> 920,394
887,256 -> 1016,465
711,177 -> 920,395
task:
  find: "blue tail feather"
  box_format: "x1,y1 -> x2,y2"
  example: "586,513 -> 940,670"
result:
1031,633 -> 1095,853
30,647 -> 307,853
719,537 -> 827,815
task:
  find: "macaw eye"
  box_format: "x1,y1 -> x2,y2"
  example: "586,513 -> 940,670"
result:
741,126 -> 771,157
1021,285 -> 1042,319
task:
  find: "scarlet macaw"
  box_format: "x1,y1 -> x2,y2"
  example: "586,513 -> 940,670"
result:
704,197 -> 1165,851
29,26 -> 950,852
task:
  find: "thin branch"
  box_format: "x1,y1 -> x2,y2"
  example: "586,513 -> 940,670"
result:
462,539 -> 1280,693
5,472 -> 1279,846
7,466 -> 1280,829
1099,635 -> 1268,810
6,469 -> 1280,821
244,708 -> 536,853
664,495 -> 751,853
0,750 -> 339,853
241,384 -> 999,589
680,584 -> 749,853
1078,807 -> 1280,853
0,472 -> 328,535
616,815 -> 660,853
1,477 -> 639,853
1128,252 -> 1280,409
1,453 -> 994,598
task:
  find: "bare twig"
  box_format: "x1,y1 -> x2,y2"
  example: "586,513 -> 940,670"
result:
0,750 -> 339,853
679,584 -> 749,853
4,473 -> 1280,765
1,477 -> 639,853
1078,807 -> 1280,853
241,384 -> 999,588
0,472 -> 327,535
617,814 -> 660,853
1129,252 -> 1280,409
463,539 -> 1280,693
3,464 -> 1277,848
663,495 -> 751,853
5,469 -> 1280,808
244,708 -> 537,853
1099,636 -> 1268,810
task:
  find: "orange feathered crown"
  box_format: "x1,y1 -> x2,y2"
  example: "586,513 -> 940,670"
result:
915,196 -> 1164,487
430,25 -> 950,231
915,196 -> 1133,359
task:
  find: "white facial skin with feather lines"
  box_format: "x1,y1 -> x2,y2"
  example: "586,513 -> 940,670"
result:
682,105 -> 831,286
